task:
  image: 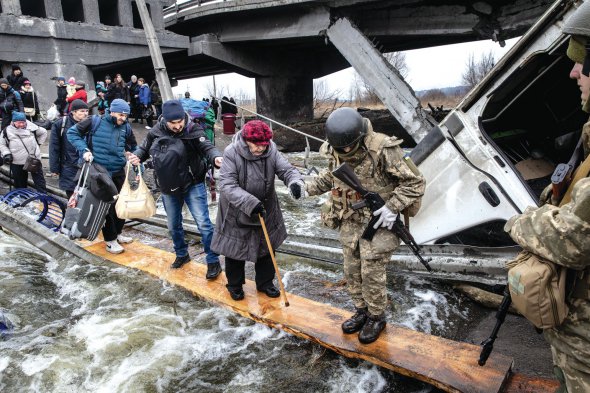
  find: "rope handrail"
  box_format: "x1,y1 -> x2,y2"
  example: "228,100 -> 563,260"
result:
215,97 -> 325,144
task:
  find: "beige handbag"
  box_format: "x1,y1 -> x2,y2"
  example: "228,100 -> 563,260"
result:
507,251 -> 569,329
115,163 -> 156,219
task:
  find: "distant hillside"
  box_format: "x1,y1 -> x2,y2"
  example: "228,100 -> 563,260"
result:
415,86 -> 470,98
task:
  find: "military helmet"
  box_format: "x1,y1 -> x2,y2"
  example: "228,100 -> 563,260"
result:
563,1 -> 590,38
325,107 -> 366,149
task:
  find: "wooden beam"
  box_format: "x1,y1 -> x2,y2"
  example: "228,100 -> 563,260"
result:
86,240 -> 516,393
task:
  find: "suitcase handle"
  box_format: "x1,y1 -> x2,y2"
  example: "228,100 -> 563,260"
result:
76,161 -> 93,196
83,205 -> 94,227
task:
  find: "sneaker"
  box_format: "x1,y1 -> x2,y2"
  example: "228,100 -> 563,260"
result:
206,262 -> 222,280
171,254 -> 190,269
117,234 -> 133,244
145,126 -> 151,130
106,240 -> 124,254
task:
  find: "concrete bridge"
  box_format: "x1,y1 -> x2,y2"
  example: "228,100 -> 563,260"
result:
0,0 -> 554,137
0,0 -> 186,108
169,0 -> 556,138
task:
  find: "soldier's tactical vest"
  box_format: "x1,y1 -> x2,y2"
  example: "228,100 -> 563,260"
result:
319,123 -> 420,229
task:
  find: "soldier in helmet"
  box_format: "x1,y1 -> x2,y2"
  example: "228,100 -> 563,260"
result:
505,2 -> 590,391
306,107 -> 425,344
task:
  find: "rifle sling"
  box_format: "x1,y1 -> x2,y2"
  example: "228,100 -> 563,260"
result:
559,153 -> 590,206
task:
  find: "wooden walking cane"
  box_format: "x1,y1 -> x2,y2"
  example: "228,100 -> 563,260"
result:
259,214 -> 290,307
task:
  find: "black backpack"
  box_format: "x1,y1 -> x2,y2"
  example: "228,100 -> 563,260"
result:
149,135 -> 193,195
150,90 -> 158,104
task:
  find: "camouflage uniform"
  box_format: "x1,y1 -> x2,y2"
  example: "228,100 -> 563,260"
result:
306,120 -> 425,316
505,120 -> 590,393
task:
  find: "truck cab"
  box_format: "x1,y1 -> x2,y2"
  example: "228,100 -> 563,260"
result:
410,0 -> 587,245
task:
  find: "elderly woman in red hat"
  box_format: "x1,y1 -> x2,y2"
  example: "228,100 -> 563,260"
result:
211,120 -> 305,300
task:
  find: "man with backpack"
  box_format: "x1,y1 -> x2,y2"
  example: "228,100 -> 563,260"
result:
128,100 -> 223,279
67,98 -> 138,254
305,107 -> 425,344
49,99 -> 89,198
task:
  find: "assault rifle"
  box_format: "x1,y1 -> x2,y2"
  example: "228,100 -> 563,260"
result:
478,286 -> 511,366
551,137 -> 583,204
332,162 -> 432,272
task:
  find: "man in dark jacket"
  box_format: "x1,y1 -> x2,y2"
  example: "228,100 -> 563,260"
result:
54,77 -> 68,116
7,64 -> 26,92
49,99 -> 89,198
0,78 -> 24,130
128,100 -> 223,279
67,99 -> 138,255
128,75 -> 141,124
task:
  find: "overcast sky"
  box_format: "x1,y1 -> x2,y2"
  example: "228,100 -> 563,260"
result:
172,37 -> 519,100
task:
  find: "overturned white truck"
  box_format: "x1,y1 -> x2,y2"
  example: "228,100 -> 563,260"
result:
330,0 -> 587,246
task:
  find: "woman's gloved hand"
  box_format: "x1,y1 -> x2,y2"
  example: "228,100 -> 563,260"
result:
288,180 -> 305,200
251,202 -> 266,218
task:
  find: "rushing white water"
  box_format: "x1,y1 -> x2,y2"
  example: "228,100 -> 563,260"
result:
0,223 -> 477,392
0,150 -> 479,392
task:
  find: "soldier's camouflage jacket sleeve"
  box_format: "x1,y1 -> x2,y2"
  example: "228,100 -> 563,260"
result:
305,166 -> 334,196
505,177 -> 590,270
382,145 -> 425,213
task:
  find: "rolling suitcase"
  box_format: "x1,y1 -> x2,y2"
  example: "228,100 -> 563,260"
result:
61,162 -> 113,241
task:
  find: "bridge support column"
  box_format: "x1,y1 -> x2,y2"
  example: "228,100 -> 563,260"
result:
0,0 -> 21,15
148,0 -> 164,30
44,0 -> 63,20
119,0 -> 133,27
255,76 -> 313,123
82,0 -> 100,24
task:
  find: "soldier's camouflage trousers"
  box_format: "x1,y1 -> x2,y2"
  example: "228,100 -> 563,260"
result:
544,298 -> 590,392
550,348 -> 590,393
342,244 -> 388,316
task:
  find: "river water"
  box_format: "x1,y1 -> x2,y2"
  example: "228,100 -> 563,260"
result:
0,153 -> 490,392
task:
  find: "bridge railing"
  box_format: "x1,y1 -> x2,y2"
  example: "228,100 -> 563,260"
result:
163,0 -> 230,17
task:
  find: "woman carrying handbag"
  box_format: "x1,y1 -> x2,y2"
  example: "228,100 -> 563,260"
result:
0,111 -> 47,192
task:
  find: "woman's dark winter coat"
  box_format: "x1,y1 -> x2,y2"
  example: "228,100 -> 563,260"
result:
105,82 -> 129,103
210,132 -> 303,262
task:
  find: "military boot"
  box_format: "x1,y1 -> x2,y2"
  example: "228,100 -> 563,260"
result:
358,313 -> 386,344
341,307 -> 368,334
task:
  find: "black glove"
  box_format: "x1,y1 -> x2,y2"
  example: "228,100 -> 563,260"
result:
289,182 -> 302,200
251,202 -> 265,218
3,154 -> 13,165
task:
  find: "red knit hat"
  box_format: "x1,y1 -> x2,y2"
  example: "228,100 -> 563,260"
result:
242,120 -> 272,145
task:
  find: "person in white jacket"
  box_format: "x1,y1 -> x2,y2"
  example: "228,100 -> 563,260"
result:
0,111 -> 47,192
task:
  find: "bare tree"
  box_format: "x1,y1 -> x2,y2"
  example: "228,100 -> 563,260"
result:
384,52 -> 409,79
313,80 -> 345,119
353,51 -> 409,105
462,51 -> 496,88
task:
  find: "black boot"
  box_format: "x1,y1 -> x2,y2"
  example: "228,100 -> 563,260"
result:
258,286 -> 280,298
171,254 -> 190,269
341,307 -> 368,334
227,286 -> 244,300
206,262 -> 222,280
358,313 -> 386,344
